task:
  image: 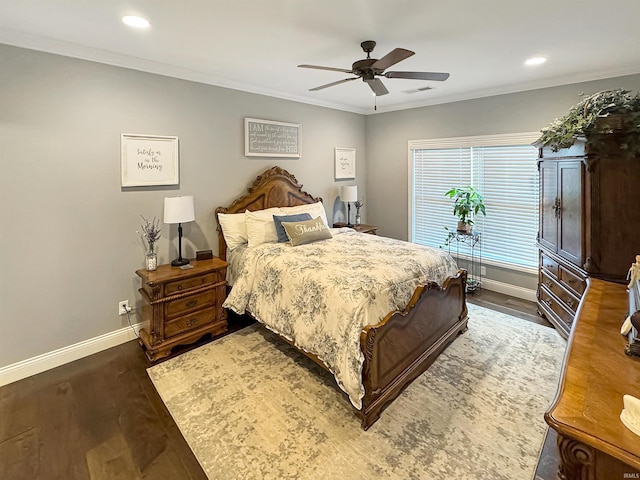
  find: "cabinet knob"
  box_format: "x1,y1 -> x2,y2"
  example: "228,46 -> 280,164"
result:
566,298 -> 576,309
186,318 -> 198,327
544,299 -> 553,307
177,285 -> 183,290
186,300 -> 198,308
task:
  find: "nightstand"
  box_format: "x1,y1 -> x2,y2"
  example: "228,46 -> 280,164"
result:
333,222 -> 378,235
135,258 -> 228,362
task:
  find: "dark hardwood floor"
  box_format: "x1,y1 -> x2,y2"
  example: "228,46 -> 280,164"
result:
0,292 -> 560,480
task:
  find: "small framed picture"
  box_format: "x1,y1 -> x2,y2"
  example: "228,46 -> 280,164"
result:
335,147 -> 356,180
121,133 -> 179,187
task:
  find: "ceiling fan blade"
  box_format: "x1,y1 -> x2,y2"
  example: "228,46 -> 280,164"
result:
384,71 -> 450,81
298,64 -> 353,74
371,48 -> 414,71
309,77 -> 358,91
365,78 -> 389,96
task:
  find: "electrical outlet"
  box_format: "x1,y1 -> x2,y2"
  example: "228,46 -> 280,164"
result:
118,300 -> 130,316
480,266 -> 486,276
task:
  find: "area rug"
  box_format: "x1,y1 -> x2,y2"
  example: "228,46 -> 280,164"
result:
147,303 -> 566,480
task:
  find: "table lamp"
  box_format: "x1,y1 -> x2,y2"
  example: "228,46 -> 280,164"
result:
164,195 -> 195,266
340,185 -> 358,227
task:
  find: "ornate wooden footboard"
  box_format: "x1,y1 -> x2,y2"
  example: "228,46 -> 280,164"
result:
215,166 -> 468,429
359,271 -> 468,429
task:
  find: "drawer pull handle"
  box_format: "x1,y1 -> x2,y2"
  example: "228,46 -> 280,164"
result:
566,298 -> 576,309
186,300 -> 198,308
543,299 -> 553,307
186,318 -> 198,327
178,285 -> 183,291
543,280 -> 552,288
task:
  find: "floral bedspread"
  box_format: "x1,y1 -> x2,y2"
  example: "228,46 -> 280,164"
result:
222,230 -> 459,409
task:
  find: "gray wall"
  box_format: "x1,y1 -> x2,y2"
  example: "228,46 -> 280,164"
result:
3,41 -> 640,369
365,74 -> 640,290
0,44 -> 366,367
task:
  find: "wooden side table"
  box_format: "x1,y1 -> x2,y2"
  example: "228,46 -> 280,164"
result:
333,222 -> 378,235
136,258 -> 228,362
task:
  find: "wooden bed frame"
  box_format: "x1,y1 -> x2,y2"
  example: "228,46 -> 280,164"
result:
215,166 -> 468,429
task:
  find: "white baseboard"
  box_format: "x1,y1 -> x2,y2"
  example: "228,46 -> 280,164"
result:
480,278 -> 537,302
1,278 -> 535,388
0,322 -> 143,388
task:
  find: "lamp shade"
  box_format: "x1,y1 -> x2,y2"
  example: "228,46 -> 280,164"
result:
163,195 -> 195,224
340,185 -> 358,203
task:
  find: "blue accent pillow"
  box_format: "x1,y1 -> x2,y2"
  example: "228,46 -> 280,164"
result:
273,213 -> 312,242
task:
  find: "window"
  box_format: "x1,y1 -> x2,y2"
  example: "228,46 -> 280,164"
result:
409,133 -> 540,270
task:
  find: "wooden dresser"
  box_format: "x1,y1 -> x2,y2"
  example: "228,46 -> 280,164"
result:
136,258 -> 228,362
545,279 -> 640,479
536,137 -> 640,337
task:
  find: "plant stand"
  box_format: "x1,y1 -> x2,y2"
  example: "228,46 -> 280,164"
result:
447,230 -> 482,293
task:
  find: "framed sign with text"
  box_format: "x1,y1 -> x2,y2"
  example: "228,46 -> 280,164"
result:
334,147 -> 356,180
121,133 -> 179,187
244,118 -> 301,158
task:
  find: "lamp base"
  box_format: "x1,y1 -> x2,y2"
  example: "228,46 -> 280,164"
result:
171,257 -> 190,267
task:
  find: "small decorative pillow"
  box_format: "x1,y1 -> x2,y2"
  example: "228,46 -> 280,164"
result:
281,216 -> 332,246
273,213 -> 312,242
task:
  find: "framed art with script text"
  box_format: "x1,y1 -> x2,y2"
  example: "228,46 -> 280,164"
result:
335,147 -> 356,180
121,133 -> 179,187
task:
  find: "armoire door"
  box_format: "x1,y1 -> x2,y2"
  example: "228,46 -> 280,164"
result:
557,161 -> 584,266
539,161 -> 559,253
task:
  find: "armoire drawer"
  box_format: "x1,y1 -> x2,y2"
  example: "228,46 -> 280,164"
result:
540,252 -> 559,278
539,287 -> 575,328
540,271 -> 580,314
558,265 -> 587,297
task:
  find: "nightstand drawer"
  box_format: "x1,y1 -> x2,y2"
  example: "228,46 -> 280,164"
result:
164,306 -> 218,338
165,288 -> 216,319
164,272 -> 219,295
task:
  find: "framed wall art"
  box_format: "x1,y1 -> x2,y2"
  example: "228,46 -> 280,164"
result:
245,118 -> 301,158
121,133 -> 179,187
335,147 -> 356,180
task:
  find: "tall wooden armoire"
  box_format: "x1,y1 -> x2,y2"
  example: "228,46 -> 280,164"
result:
536,134 -> 640,337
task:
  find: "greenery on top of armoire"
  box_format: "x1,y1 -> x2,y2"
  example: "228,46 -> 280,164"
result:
539,89 -> 640,157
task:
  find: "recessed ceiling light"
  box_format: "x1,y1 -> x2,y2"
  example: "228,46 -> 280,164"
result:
122,15 -> 150,29
525,56 -> 547,66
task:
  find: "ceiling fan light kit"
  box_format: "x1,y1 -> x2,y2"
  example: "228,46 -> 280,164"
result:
299,40 -> 450,98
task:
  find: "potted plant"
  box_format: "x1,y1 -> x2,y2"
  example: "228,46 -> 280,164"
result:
445,186 -> 486,233
539,89 -> 640,156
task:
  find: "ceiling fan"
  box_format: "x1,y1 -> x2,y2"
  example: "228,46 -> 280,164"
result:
298,40 -> 450,96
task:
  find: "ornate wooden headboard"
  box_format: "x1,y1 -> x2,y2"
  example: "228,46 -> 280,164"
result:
214,166 -> 323,260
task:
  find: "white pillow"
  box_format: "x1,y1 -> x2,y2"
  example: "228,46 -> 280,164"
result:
217,212 -> 248,250
280,201 -> 328,226
245,207 -> 284,248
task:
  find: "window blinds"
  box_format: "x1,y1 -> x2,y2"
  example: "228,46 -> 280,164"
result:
409,133 -> 540,270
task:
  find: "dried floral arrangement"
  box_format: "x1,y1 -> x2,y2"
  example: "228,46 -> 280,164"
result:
139,216 -> 161,253
539,89 -> 640,156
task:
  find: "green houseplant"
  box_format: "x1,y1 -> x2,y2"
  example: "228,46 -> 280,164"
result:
445,186 -> 486,233
539,89 -> 640,156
